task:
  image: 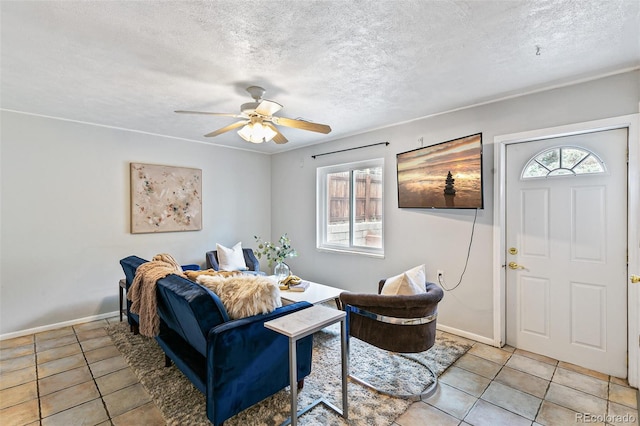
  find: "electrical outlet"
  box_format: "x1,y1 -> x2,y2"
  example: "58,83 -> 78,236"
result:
437,270 -> 444,279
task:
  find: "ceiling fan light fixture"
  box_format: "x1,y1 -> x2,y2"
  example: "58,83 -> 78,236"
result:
237,122 -> 277,143
177,86 -> 330,145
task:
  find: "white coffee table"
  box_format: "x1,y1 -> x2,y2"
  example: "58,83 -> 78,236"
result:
265,305 -> 348,426
278,279 -> 345,309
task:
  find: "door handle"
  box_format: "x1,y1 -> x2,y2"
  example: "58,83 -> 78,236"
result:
508,262 -> 526,270
631,275 -> 640,284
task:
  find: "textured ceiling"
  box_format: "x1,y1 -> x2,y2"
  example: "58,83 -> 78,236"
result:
1,0 -> 639,153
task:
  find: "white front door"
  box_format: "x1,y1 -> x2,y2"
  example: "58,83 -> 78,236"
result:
505,128 -> 628,377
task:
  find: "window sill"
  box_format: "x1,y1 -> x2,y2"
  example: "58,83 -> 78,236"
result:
316,246 -> 385,259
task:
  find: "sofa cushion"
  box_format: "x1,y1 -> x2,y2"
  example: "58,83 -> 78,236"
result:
381,264 -> 427,295
216,242 -> 249,271
196,275 -> 281,320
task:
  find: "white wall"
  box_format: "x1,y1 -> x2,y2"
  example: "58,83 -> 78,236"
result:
0,111 -> 272,335
271,71 -> 640,341
1,71 -> 637,339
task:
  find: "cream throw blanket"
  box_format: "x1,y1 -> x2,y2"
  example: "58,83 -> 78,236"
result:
128,254 -> 185,337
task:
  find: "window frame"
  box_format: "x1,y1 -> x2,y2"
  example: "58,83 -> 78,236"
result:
316,158 -> 384,257
521,145 -> 607,179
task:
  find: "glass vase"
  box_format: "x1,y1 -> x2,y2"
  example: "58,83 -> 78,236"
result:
274,261 -> 290,284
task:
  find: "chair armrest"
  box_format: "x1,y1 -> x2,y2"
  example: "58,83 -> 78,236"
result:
242,249 -> 261,272
181,264 -> 201,271
119,255 -> 148,287
340,282 -> 443,318
208,301 -> 312,345
208,302 -> 314,372
205,301 -> 314,424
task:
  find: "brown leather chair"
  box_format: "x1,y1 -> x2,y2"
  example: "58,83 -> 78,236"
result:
339,280 -> 444,400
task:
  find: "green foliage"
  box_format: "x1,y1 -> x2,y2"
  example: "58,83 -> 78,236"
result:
254,234 -> 298,267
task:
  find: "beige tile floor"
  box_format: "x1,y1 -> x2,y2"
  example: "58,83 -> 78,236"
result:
1,316 -> 165,426
1,315 -> 638,425
394,343 -> 639,426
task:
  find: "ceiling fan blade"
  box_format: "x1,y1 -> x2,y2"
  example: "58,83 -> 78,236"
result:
255,100 -> 283,116
271,116 -> 331,134
265,123 -> 288,144
175,110 -> 243,118
204,120 -> 248,137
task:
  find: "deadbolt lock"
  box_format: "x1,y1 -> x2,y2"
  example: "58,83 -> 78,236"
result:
509,247 -> 518,255
631,275 -> 640,284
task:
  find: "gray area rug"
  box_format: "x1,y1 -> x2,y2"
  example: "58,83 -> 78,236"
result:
107,321 -> 472,425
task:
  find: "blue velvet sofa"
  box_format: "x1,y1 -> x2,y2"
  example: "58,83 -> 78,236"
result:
119,255 -> 314,425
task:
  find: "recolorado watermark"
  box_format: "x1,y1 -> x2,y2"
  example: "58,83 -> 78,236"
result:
576,412 -> 637,423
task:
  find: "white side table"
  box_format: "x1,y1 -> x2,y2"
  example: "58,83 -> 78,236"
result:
279,280 -> 345,309
265,305 -> 348,426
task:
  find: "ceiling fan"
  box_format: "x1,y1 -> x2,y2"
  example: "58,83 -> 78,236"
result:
175,86 -> 331,144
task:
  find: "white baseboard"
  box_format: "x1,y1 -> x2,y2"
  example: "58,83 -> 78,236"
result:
2,312 -> 499,349
437,323 -> 497,347
0,311 -> 121,341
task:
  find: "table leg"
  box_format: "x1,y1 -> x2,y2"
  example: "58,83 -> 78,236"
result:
341,318 -> 348,419
289,337 -> 298,426
119,280 -> 124,322
334,297 -> 343,310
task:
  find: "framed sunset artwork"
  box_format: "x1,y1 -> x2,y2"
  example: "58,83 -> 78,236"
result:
396,133 -> 484,209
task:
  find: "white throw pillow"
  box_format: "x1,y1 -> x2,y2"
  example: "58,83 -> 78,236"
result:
216,242 -> 248,271
381,264 -> 427,295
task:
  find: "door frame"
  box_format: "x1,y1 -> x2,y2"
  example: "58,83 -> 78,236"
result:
493,113 -> 640,387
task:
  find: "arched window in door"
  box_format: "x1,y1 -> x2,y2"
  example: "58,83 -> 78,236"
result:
521,146 -> 606,179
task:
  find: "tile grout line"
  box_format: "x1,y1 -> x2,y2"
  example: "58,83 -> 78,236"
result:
36,325 -> 114,424
78,322 -> 118,425
606,376 -> 611,418
37,329 -> 83,423
467,346 -> 531,423
533,362 -> 558,424
76,324 -> 115,424
33,335 -> 43,424
463,345 -> 554,424
500,351 -> 618,422
444,341 -> 483,423
453,342 -> 507,423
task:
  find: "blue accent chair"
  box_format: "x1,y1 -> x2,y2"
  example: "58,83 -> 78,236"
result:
205,248 -> 265,275
119,256 -> 313,426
